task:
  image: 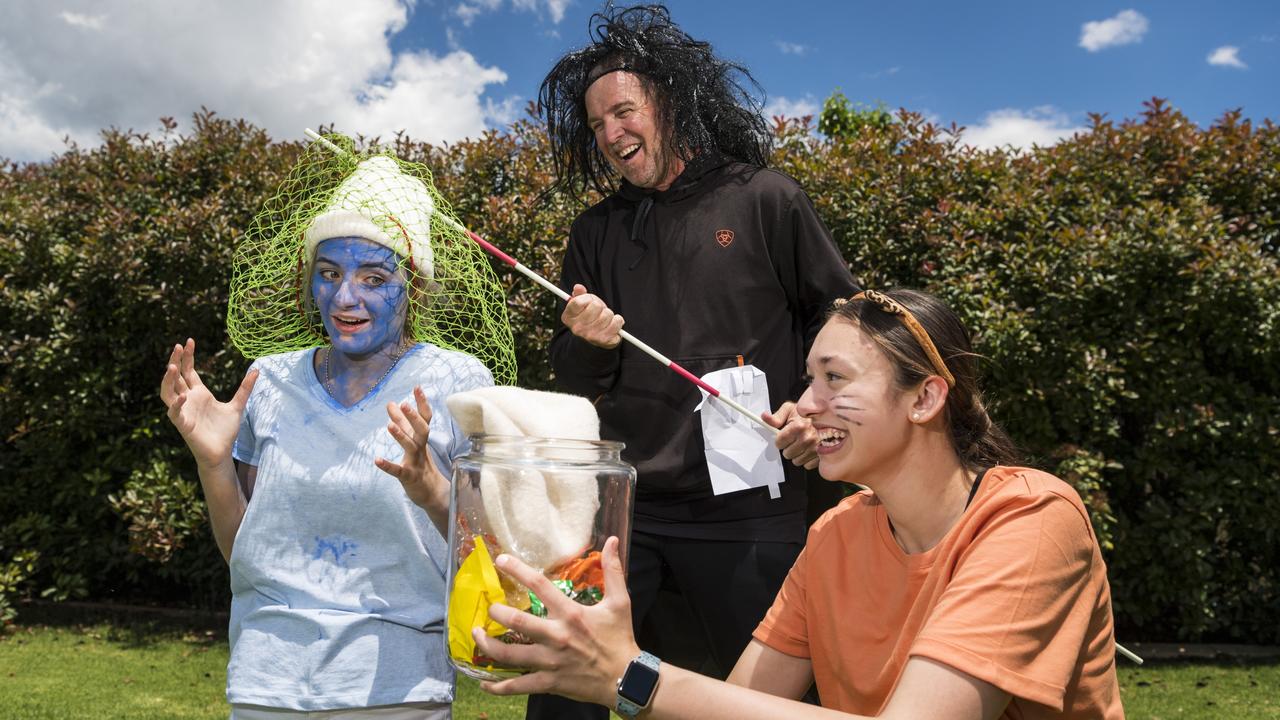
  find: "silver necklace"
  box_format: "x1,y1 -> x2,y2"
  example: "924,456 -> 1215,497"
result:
323,343 -> 407,402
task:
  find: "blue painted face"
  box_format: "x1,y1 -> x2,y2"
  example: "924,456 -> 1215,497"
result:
311,237 -> 409,358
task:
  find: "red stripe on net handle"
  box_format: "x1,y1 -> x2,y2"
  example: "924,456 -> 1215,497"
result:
466,230 -> 518,267
670,362 -> 720,397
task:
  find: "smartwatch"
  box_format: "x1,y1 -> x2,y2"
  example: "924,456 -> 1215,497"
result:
615,651 -> 661,718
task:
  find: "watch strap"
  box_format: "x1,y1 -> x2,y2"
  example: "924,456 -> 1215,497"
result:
615,650 -> 661,718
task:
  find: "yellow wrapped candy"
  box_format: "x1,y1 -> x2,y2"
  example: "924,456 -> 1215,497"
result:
447,536 -> 508,664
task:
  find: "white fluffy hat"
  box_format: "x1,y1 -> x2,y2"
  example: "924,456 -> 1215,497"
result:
304,155 -> 435,278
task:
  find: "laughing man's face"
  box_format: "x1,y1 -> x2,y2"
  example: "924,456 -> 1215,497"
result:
585,70 -> 683,191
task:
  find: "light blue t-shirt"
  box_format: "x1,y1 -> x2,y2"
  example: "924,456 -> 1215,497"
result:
229,343 -> 492,711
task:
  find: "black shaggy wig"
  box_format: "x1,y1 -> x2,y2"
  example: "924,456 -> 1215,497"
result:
538,4 -> 773,197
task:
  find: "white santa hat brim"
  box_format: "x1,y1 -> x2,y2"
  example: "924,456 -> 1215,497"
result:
303,155 -> 435,278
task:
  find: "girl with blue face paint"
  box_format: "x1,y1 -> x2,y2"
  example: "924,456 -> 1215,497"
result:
310,236 -> 411,403
160,155 -> 496,719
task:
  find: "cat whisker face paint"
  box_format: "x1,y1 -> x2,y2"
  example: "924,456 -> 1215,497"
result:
831,398 -> 865,426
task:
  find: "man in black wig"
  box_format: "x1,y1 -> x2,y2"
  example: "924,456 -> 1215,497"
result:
535,5 -> 857,718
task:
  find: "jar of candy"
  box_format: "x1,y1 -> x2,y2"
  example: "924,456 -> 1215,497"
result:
444,435 -> 635,680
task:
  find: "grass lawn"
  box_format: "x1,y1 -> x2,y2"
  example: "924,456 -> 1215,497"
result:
0,619 -> 526,720
1118,660 -> 1280,719
1,616 -> 1277,719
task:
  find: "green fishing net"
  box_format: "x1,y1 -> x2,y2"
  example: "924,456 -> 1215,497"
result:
227,132 -> 516,385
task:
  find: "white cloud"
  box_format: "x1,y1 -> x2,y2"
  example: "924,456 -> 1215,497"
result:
764,95 -> 819,120
455,0 -> 503,27
58,11 -> 104,30
546,0 -> 572,24
446,25 -> 463,50
0,0 -> 515,162
1207,45 -> 1247,69
484,95 -> 525,128
0,61 -> 94,159
333,50 -> 508,141
1079,9 -> 1149,52
775,41 -> 808,56
861,66 -> 900,80
515,0 -> 571,24
959,106 -> 1088,151
456,0 -> 569,26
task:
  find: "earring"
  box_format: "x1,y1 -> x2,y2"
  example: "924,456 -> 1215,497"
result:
912,413 -> 921,421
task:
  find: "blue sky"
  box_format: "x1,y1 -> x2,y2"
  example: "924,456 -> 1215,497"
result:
2,1 -> 1276,161
410,0 -> 1278,143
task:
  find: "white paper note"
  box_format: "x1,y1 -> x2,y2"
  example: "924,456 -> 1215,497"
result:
695,364 -> 784,499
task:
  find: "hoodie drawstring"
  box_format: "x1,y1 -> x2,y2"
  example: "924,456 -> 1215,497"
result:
628,196 -> 654,270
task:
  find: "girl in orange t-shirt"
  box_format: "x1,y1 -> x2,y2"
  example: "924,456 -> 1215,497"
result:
476,289 -> 1125,720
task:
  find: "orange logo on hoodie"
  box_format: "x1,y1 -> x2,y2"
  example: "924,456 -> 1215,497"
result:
715,229 -> 734,247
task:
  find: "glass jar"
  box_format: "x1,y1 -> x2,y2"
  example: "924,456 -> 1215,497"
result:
444,434 -> 635,680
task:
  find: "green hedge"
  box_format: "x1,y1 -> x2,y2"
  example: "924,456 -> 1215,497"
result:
1,100 -> 1277,643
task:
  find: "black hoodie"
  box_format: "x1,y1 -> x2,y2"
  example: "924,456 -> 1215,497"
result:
550,154 -> 858,542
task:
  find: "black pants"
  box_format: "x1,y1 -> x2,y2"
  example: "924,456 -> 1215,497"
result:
524,531 -> 802,720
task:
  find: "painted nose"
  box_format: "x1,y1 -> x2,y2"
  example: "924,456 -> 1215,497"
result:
334,277 -> 360,307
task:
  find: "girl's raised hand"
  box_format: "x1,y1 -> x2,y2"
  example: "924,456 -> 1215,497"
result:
160,338 -> 257,469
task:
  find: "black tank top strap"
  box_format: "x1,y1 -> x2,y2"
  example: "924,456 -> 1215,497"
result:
965,467 -> 990,509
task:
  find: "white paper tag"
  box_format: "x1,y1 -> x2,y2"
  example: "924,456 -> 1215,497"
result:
695,364 -> 784,499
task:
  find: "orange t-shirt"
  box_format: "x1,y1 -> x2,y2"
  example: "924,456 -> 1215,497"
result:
753,466 -> 1123,718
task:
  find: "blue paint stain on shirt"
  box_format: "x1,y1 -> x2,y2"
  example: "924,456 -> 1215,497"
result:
312,535 -> 358,566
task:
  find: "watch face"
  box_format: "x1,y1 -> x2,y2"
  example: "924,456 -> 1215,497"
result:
618,662 -> 660,704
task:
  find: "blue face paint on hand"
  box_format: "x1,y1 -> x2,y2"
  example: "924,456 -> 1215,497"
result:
312,237 -> 409,359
